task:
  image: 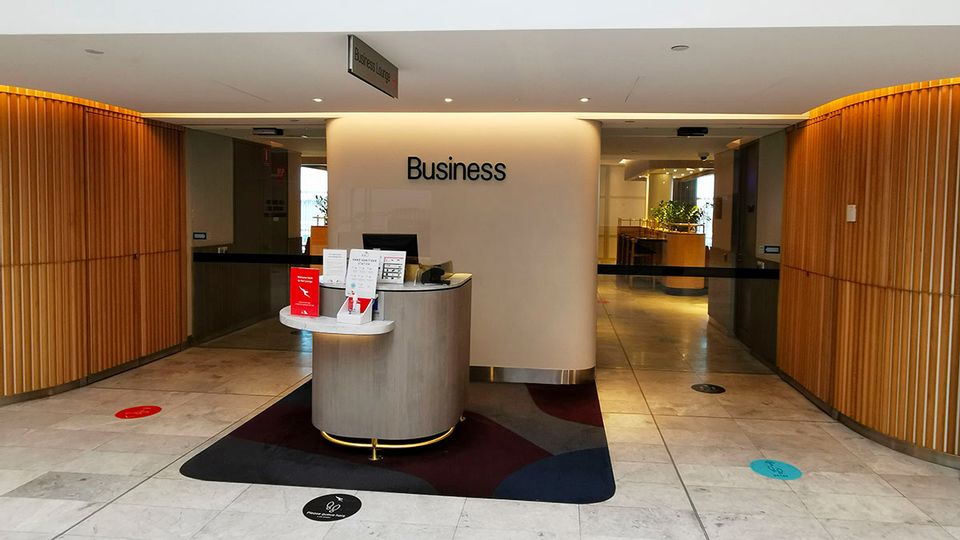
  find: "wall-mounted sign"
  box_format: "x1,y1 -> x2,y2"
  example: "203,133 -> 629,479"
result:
407,156 -> 506,182
347,35 -> 398,98
762,245 -> 781,254
192,232 -> 207,240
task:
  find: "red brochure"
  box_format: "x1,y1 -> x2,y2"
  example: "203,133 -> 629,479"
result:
290,267 -> 321,317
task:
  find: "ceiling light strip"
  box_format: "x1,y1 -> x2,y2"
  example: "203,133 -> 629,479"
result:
142,111 -> 808,122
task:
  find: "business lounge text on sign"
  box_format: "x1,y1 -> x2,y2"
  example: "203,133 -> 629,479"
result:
407,156 -> 506,182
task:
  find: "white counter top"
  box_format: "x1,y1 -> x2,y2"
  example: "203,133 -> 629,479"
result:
320,273 -> 472,292
278,306 -> 395,335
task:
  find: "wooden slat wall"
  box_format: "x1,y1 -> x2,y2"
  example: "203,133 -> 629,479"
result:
0,88 -> 186,398
780,81 -> 960,456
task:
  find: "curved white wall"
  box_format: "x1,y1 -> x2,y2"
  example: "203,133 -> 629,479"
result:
327,114 -> 599,371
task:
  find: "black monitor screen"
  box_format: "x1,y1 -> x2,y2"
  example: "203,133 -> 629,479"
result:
362,233 -> 419,263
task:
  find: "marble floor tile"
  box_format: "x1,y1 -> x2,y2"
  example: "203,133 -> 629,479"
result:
579,504 -> 705,539
55,450 -> 175,477
193,510 -> 334,539
0,496 -> 103,534
454,527 -> 578,539
0,469 -> 44,495
0,531 -> 56,540
612,461 -> 681,484
658,425 -> 755,449
4,472 -> 144,502
354,491 -> 464,527
864,452 -> 960,477
798,492 -> 934,523
606,442 -> 672,463
677,464 -> 791,490
646,397 -> 732,418
116,478 -> 248,510
668,445 -> 762,466
698,512 -> 831,540
0,410 -> 75,429
225,485 -> 353,515
129,415 -> 233,437
944,525 -> 960,539
597,481 -> 694,510
686,486 -> 811,517
882,474 -> 960,499
819,519 -> 955,539
759,448 -> 873,474
325,520 -> 456,540
720,404 -> 831,422
92,433 -> 208,455
65,502 -> 219,538
787,471 -> 899,496
910,497 -> 960,526
459,498 -> 579,534
599,395 -> 651,414
0,446 -> 86,471
0,428 -> 119,450
46,414 -> 143,433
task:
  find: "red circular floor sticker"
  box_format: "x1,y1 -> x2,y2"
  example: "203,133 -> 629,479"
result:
115,405 -> 162,419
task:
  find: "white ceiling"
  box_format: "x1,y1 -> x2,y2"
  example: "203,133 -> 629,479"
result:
0,27 -> 958,115
3,23 -> 956,162
5,0 -> 960,34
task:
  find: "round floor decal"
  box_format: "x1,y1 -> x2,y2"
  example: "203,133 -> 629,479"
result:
303,494 -> 362,522
114,405 -> 162,419
691,383 -> 726,394
750,459 -> 802,480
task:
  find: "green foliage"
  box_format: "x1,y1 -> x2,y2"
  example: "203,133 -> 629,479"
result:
651,200 -> 709,231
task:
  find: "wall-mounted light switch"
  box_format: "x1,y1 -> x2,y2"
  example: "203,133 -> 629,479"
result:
846,204 -> 857,223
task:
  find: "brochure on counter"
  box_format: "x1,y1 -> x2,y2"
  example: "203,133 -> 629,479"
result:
291,247 -> 407,324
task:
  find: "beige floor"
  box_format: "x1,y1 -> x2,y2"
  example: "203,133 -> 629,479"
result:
0,276 -> 958,539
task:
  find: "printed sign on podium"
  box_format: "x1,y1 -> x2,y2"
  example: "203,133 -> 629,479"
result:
338,249 -> 383,324
290,267 -> 321,317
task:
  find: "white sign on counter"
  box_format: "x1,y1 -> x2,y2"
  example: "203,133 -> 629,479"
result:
378,250 -> 406,284
345,249 -> 383,299
322,249 -> 348,283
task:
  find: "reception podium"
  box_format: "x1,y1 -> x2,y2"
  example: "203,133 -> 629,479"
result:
280,274 -> 472,459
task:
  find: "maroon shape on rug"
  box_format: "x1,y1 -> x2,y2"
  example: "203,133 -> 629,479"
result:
380,411 -> 551,497
525,383 -> 603,427
229,399 -> 550,497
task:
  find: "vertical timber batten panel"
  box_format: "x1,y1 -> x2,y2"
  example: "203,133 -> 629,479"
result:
0,89 -> 185,399
780,80 -> 960,458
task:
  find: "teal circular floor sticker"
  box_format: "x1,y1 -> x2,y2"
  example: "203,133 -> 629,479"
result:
750,459 -> 802,480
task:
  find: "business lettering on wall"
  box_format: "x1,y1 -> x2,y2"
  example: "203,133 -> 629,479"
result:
407,156 -> 506,182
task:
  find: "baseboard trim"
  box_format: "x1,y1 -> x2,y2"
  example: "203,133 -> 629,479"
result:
469,366 -> 595,385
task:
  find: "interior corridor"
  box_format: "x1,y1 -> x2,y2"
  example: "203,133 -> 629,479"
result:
0,278 -> 957,539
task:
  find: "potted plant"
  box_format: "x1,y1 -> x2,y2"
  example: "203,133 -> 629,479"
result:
650,200 -> 709,232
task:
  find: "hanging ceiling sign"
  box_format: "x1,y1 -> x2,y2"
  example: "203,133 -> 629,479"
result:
347,35 -> 398,98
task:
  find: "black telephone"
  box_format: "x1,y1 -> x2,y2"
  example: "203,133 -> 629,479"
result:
418,266 -> 449,285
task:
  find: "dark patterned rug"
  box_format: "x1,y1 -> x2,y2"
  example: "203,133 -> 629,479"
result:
180,380 -> 615,503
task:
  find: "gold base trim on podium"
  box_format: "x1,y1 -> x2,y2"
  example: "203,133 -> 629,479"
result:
321,425 -> 457,461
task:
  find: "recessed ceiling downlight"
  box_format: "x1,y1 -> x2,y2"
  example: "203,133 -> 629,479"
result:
444,97 -> 453,103
670,45 -> 690,52
312,98 -> 323,103
83,48 -> 104,55
579,97 -> 590,103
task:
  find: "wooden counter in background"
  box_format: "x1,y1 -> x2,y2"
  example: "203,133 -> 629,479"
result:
662,232 -> 706,294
